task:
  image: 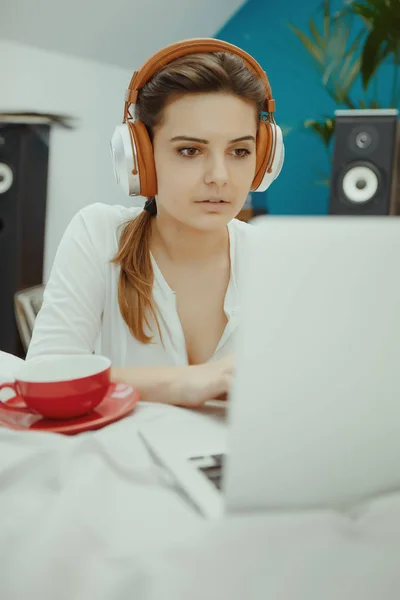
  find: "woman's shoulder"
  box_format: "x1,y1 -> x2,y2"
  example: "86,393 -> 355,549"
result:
229,216 -> 259,283
229,215 -> 255,242
69,202 -> 142,245
59,202 -> 143,263
77,202 -> 142,230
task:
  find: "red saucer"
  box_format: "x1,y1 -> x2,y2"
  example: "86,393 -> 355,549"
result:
0,383 -> 139,435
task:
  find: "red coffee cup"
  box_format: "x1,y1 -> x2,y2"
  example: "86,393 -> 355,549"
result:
0,354 -> 111,419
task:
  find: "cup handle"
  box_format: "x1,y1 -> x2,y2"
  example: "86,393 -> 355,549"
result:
0,382 -> 33,413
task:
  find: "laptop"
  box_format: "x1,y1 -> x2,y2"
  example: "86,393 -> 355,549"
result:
139,216 -> 400,518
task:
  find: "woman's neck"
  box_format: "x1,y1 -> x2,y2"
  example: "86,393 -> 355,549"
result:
150,214 -> 229,264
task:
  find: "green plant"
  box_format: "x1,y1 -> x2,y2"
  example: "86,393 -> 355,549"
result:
339,0 -> 400,99
289,0 -> 400,153
289,2 -> 362,110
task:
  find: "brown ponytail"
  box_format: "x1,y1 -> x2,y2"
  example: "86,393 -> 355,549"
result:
112,51 -> 266,343
111,206 -> 161,344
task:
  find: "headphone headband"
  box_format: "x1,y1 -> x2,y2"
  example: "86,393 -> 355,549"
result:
124,38 -> 275,116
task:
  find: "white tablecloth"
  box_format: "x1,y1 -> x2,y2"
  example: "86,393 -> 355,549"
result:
2,352 -> 400,599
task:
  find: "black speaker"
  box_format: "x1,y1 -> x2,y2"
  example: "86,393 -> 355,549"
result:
329,109 -> 400,215
0,121 -> 49,357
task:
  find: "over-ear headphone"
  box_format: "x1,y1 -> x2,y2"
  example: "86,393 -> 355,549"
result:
111,38 -> 285,197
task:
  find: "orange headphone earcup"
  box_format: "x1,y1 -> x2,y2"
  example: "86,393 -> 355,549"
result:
251,120 -> 273,192
130,120 -> 158,197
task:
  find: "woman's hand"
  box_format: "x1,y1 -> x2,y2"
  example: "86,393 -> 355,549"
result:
171,355 -> 234,408
111,354 -> 234,407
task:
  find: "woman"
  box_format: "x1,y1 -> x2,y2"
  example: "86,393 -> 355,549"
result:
27,39 -> 284,407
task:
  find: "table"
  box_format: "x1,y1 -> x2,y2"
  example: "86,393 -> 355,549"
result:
2,354 -> 400,599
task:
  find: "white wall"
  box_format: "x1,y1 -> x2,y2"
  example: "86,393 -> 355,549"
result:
0,0 -> 246,69
2,39 -> 144,280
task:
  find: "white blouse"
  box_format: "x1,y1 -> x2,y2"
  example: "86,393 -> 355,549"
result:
27,203 -> 252,367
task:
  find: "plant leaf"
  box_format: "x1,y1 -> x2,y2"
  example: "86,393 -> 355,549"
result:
361,29 -> 386,88
337,55 -> 362,99
309,18 -> 325,47
288,24 -> 324,64
304,117 -> 335,147
322,0 -> 331,38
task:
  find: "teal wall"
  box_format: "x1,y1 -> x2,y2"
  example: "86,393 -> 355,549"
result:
216,0 -> 397,215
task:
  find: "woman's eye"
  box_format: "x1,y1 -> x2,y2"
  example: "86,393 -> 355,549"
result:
178,147 -> 200,157
233,148 -> 251,158
177,147 -> 251,158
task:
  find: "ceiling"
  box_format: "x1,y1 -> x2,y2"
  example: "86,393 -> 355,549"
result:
1,0 -> 246,69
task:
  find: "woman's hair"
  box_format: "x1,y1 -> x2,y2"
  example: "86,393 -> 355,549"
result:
112,51 -> 266,343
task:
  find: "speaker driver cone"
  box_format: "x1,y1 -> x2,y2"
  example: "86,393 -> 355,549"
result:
341,164 -> 380,204
0,163 -> 13,195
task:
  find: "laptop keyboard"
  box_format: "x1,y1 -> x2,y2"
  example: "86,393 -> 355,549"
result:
188,453 -> 225,490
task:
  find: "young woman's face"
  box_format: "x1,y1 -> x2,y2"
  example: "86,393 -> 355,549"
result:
152,92 -> 258,230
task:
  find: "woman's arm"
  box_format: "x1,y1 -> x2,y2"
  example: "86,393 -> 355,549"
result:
27,205 -> 106,360
112,355 -> 233,407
